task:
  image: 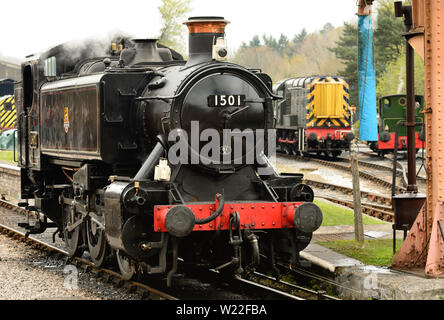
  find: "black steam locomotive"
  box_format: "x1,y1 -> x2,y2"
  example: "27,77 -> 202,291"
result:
15,17 -> 322,284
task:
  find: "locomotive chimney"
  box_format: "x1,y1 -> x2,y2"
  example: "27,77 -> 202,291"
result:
184,16 -> 230,66
120,39 -> 162,66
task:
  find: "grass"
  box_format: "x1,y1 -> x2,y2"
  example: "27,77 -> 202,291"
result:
319,239 -> 404,266
314,198 -> 387,226
0,150 -> 15,163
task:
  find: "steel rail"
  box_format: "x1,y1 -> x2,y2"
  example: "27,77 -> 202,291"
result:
316,195 -> 394,222
305,179 -> 392,206
275,263 -> 366,297
278,153 -> 425,191
0,200 -> 177,300
299,155 -> 404,192
234,276 -> 306,300
248,271 -> 340,300
0,199 -> 319,301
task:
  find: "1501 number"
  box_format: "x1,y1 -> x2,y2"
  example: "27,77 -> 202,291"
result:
208,94 -> 246,107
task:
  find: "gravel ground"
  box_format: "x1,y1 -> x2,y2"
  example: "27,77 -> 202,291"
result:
0,233 -> 140,300
0,204 -> 67,251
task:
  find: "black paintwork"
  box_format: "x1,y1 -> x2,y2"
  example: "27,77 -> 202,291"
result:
15,28 -> 319,278
0,79 -> 14,97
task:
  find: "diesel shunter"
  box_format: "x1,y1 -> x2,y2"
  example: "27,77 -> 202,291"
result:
273,76 -> 355,158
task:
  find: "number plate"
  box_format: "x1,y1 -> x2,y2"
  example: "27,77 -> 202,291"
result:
208,94 -> 246,107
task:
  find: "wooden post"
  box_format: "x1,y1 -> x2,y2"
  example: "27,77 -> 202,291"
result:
351,152 -> 364,242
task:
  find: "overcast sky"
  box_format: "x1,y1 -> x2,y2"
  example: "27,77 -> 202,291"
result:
1,0 -> 360,60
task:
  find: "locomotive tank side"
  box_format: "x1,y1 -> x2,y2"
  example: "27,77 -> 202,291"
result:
40,72 -> 148,164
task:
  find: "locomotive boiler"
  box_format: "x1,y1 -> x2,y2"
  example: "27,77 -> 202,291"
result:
15,16 -> 322,284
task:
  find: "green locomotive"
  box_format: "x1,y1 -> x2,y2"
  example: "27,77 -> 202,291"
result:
369,94 -> 425,156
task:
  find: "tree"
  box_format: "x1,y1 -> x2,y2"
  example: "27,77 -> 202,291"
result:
277,34 -> 289,55
249,35 -> 261,47
231,27 -> 343,81
376,52 -> 424,98
297,30 -> 342,74
158,0 -> 192,53
374,0 -> 405,78
292,28 -> 308,47
321,23 -> 335,34
231,46 -> 288,80
262,34 -> 278,51
241,34 -> 289,55
330,23 -> 359,107
249,34 -> 289,55
329,0 -> 408,115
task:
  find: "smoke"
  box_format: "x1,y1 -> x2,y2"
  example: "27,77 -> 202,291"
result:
53,29 -> 134,62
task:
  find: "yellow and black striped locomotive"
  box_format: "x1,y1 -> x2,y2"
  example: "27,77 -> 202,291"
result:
273,76 -> 354,158
0,79 -> 16,131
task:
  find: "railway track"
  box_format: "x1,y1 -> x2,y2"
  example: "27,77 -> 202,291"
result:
0,216 -> 178,300
278,153 -> 405,193
0,197 -> 328,300
279,150 -> 428,190
276,152 -> 429,223
232,274 -> 308,300
303,179 -> 394,222
245,271 -> 339,300
358,150 -> 427,179
305,179 -> 392,206
316,195 -> 394,222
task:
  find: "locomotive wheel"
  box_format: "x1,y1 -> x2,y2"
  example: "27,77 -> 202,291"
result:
86,215 -> 110,267
284,146 -> 291,155
332,150 -> 341,158
116,250 -> 135,280
324,150 -> 335,159
62,205 -> 84,257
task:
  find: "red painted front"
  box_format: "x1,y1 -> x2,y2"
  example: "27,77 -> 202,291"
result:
278,138 -> 296,144
377,132 -> 425,150
306,127 -> 353,141
154,202 -> 302,232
